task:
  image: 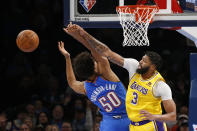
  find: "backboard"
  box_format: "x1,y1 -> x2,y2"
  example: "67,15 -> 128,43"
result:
64,0 -> 197,28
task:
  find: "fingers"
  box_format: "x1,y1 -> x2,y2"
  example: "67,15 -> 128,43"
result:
139,113 -> 146,118
58,41 -> 61,47
67,22 -> 81,29
140,110 -> 148,114
58,41 -> 64,49
63,22 -> 73,34
67,22 -> 72,28
139,115 -> 147,120
63,28 -> 68,33
140,110 -> 147,116
139,110 -> 153,120
63,27 -> 72,34
139,113 -> 148,121
67,22 -> 75,29
58,42 -> 61,50
61,41 -> 64,47
64,23 -> 79,33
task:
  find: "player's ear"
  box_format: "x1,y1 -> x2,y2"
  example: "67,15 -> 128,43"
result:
150,64 -> 156,71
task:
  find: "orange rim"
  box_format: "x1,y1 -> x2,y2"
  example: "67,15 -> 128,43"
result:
116,5 -> 159,13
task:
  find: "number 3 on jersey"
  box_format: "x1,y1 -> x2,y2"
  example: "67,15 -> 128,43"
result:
98,91 -> 121,112
131,91 -> 138,105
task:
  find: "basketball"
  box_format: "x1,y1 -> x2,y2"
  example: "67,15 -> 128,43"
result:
16,30 -> 39,52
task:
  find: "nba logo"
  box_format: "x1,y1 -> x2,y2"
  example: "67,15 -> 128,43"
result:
79,0 -> 96,12
193,124 -> 197,131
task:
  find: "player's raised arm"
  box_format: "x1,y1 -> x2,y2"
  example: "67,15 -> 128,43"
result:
58,41 -> 85,95
64,23 -> 124,67
91,51 -> 120,82
63,23 -> 92,51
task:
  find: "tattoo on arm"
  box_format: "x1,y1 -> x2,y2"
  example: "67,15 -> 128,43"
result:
107,56 -> 123,67
83,35 -> 109,56
81,32 -> 124,67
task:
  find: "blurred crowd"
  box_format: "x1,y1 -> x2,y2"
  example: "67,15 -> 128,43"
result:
1,0 -> 197,131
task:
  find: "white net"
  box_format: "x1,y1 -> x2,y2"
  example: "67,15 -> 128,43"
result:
117,5 -> 159,46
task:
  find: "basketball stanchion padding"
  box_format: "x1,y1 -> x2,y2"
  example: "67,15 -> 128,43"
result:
116,5 -> 159,46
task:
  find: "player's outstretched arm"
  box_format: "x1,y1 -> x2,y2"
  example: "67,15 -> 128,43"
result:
64,23 -> 125,67
58,41 -> 85,95
91,51 -> 120,82
63,23 -> 93,51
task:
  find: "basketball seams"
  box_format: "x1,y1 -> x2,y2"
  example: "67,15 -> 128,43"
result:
16,30 -> 39,52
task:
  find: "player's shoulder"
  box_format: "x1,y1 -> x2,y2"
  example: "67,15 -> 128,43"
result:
124,58 -> 139,63
154,80 -> 172,99
123,58 -> 139,67
156,80 -> 171,89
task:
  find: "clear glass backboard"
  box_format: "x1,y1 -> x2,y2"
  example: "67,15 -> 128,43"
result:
64,0 -> 197,28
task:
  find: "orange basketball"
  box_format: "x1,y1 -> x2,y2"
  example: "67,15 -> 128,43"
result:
16,30 -> 39,52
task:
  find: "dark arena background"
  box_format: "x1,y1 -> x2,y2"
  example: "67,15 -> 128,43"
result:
1,0 -> 197,131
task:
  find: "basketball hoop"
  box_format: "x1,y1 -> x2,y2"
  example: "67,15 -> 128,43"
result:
116,5 -> 159,46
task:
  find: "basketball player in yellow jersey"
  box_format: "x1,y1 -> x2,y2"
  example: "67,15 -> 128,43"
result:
63,23 -> 176,131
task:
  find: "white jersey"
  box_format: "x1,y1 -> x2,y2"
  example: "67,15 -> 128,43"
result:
123,58 -> 172,101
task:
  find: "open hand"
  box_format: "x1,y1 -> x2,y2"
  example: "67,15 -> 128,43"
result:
140,110 -> 157,121
58,41 -> 70,58
63,22 -> 85,37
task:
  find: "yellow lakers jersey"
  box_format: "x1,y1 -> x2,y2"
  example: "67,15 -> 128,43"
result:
126,71 -> 165,122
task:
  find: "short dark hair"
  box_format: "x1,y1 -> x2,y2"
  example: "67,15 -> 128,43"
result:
73,51 -> 95,80
145,51 -> 163,70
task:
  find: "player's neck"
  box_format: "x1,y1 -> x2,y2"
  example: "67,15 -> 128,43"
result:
141,70 -> 155,80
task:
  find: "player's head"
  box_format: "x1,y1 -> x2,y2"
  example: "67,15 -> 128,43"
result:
137,51 -> 162,74
73,51 -> 96,80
